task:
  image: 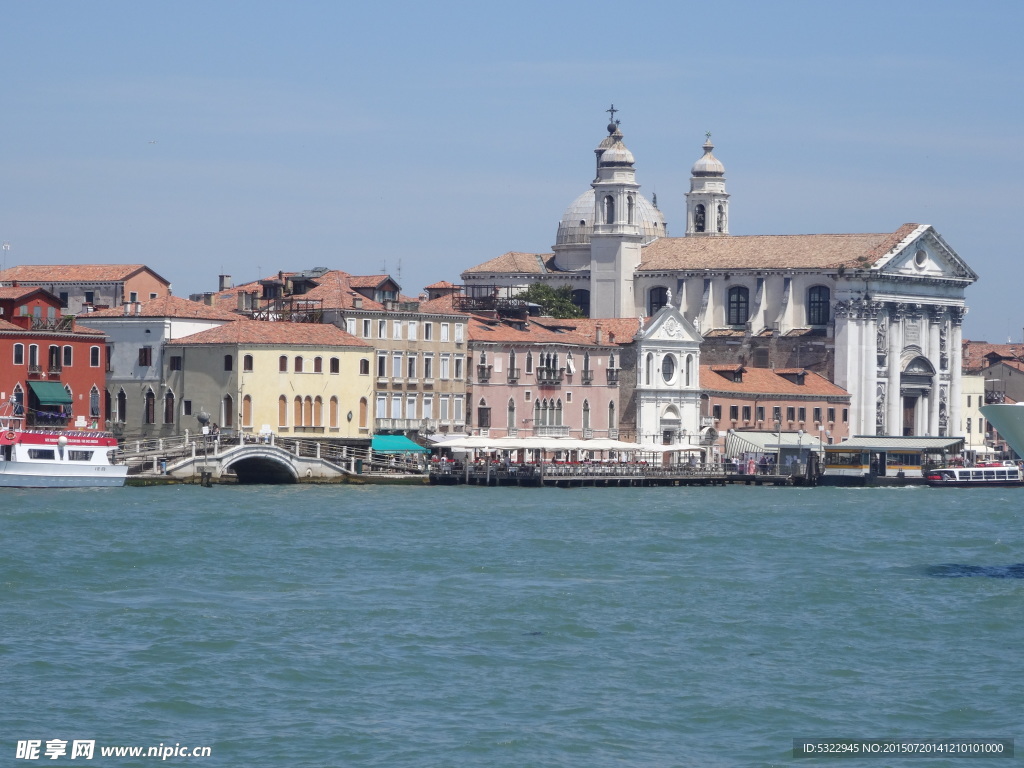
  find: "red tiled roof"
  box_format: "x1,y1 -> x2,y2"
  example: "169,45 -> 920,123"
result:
172,319 -> 369,347
0,286 -> 53,301
347,274 -> 392,288
962,340 -> 1024,373
468,315 -> 600,346
0,264 -> 168,284
639,225 -> 921,271
536,317 -> 641,345
462,252 -> 557,275
417,292 -> 470,315
700,365 -> 850,397
85,295 -> 240,321
425,280 -> 457,289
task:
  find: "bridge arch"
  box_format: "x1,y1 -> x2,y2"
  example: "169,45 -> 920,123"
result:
222,447 -> 300,484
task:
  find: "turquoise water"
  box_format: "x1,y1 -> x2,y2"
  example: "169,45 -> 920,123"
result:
3,485 -> 1023,766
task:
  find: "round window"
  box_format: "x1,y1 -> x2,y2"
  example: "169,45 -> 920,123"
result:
661,354 -> 676,383
914,249 -> 927,268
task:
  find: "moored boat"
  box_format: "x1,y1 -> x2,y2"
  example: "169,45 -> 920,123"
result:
0,412 -> 127,488
925,465 -> 1024,488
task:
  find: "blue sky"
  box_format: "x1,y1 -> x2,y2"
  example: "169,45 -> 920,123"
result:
2,1 -> 1022,341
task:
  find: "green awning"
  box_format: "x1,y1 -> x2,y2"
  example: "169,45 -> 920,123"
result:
372,435 -> 429,454
29,381 -> 73,406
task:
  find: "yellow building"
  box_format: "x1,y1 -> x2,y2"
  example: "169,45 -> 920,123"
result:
164,320 -> 373,440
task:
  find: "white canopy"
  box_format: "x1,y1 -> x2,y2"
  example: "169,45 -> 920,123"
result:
431,436 -> 645,452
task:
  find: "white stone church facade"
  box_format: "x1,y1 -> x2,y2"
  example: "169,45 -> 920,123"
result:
462,116 -> 977,438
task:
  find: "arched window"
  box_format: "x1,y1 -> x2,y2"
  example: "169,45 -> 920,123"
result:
555,399 -> 563,426
12,385 -> 24,415
359,358 -> 369,375
333,358 -> 342,374
525,351 -> 533,374
609,352 -> 616,369
49,345 -> 60,370
583,400 -> 591,430
507,398 -> 516,428
293,396 -> 303,426
117,389 -> 127,422
645,353 -> 654,386
63,346 -> 72,367
508,349 -> 517,374
90,386 -> 101,419
685,354 -> 694,387
359,397 -> 368,429
163,391 -> 175,424
534,399 -> 542,428
223,395 -> 233,428
727,286 -> 749,325
294,356 -> 303,373
314,357 -> 323,373
627,195 -> 635,225
279,396 -> 288,427
13,343 -> 24,365
608,401 -> 616,430
694,203 -> 706,232
303,396 -> 313,426
329,396 -> 339,428
279,355 -> 287,372
144,390 -> 156,424
224,354 -> 233,372
603,195 -> 615,224
807,286 -> 831,325
242,395 -> 253,428
648,286 -> 669,315
243,354 -> 254,372
313,396 -> 323,427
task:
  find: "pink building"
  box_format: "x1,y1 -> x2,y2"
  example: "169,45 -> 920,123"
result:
466,315 -> 622,439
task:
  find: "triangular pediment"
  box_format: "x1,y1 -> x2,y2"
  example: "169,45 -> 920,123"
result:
873,225 -> 978,282
639,305 -> 703,345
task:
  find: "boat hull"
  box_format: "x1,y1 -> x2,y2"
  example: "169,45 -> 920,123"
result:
0,462 -> 128,488
980,403 -> 1024,459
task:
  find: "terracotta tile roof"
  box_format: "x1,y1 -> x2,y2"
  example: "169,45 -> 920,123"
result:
0,286 -> 52,301
347,274 -> 392,288
961,340 -> 1024,373
638,225 -> 921,272
301,271 -> 387,311
462,252 -> 557,275
85,295 -> 240,320
425,280 -> 457,289
65,323 -> 108,336
417,292 -> 470,316
534,317 -> 641,345
172,319 -> 369,347
700,365 -> 850,397
710,364 -> 745,373
0,318 -> 106,337
468,315 -> 598,346
0,318 -> 22,331
0,264 -> 168,284
703,328 -> 746,338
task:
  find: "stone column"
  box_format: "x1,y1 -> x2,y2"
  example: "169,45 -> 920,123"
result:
950,307 -> 965,438
927,306 -> 944,435
887,303 -> 903,435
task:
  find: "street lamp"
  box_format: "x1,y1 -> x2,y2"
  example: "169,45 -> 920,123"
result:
774,419 -> 782,470
797,428 -> 805,470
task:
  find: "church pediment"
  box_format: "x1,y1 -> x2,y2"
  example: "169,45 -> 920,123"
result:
873,226 -> 978,282
639,305 -> 703,345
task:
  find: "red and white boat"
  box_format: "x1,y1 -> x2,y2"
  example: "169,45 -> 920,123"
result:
0,410 -> 127,488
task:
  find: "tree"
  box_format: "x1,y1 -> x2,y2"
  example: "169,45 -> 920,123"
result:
520,284 -> 584,319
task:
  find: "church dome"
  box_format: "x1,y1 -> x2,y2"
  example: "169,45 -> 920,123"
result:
691,139 -> 725,177
554,189 -> 667,247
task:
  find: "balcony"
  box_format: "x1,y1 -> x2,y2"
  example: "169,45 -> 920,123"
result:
47,364 -> 63,380
476,364 -> 492,383
581,369 -> 594,384
536,367 -> 564,385
27,364 -> 44,379
535,425 -> 570,437
606,369 -> 620,385
507,367 -> 521,383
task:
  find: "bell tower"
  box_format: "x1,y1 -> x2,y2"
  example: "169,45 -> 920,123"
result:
590,106 -> 644,318
685,134 -> 729,236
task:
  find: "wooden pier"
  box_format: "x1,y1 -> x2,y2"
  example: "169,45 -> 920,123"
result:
429,463 -> 798,488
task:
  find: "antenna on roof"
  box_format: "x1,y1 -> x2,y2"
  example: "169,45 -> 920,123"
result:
396,258 -> 402,283
2,242 -> 9,274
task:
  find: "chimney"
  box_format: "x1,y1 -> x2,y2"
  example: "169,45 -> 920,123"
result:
219,274 -> 232,291
595,322 -> 604,345
203,293 -> 214,306
352,293 -> 363,309
123,302 -> 131,316
135,302 -> 142,316
608,332 -> 616,343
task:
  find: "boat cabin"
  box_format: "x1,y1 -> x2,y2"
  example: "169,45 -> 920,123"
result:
821,436 -> 965,484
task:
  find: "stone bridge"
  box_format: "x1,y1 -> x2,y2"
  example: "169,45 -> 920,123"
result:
166,442 -> 355,484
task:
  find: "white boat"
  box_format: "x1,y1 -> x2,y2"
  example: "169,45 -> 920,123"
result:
980,403 -> 1024,459
0,412 -> 127,488
926,464 -> 1024,488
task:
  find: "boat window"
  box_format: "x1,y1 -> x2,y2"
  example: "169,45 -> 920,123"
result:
28,449 -> 56,460
996,470 -> 1007,480
984,470 -> 995,479
68,450 -> 93,462
972,471 -> 984,481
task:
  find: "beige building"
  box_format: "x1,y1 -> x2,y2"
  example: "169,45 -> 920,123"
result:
163,320 -> 372,441
202,270 -> 472,438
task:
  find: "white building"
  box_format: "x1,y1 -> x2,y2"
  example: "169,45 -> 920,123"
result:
462,114 -> 977,438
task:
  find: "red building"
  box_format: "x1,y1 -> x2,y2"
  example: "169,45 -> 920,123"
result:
0,286 -> 109,428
